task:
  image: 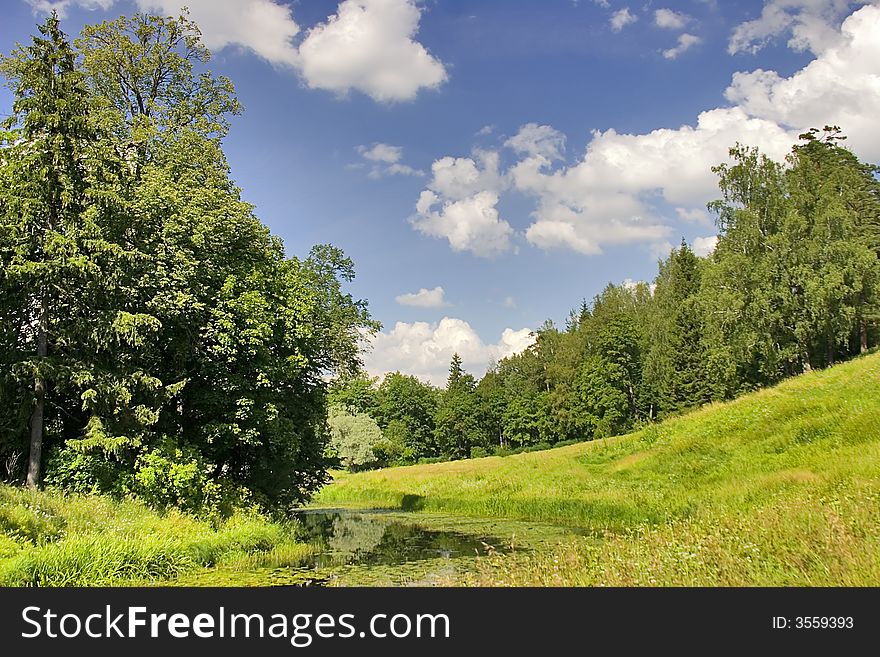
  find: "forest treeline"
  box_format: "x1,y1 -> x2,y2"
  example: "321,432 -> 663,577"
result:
0,13 -> 376,512
328,127 -> 880,470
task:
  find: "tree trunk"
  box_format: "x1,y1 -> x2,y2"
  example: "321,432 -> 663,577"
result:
26,297 -> 48,489
860,317 -> 869,354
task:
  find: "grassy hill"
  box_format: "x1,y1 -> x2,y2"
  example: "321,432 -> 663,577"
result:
316,352 -> 880,585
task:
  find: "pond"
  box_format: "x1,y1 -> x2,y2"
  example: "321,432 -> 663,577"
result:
169,509 -> 579,587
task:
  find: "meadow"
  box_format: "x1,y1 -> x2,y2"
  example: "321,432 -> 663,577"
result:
0,486 -> 314,586
316,351 -> 880,585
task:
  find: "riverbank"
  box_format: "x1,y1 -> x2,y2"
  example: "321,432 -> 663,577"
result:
0,485 -> 314,586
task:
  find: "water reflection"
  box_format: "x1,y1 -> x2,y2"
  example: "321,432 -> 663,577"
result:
293,511 -> 505,569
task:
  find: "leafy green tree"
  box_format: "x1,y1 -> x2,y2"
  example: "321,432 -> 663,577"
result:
434,354 -> 482,458
577,313 -> 642,438
0,14 -> 106,488
326,406 -> 382,472
1,12 -> 377,509
327,371 -> 380,417
642,240 -> 710,416
374,372 -> 438,461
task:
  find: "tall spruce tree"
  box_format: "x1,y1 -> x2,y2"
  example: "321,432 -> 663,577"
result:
0,14 -> 97,488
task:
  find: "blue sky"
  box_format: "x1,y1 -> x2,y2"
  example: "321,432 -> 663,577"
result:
3,0 -> 880,384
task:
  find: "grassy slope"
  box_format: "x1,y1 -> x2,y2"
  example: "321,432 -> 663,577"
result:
317,353 -> 880,585
0,486 -> 313,586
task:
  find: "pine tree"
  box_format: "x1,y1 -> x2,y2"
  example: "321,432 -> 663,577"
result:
0,13 -> 96,487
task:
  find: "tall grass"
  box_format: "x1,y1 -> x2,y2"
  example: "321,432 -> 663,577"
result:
0,486 -> 307,586
317,352 -> 880,585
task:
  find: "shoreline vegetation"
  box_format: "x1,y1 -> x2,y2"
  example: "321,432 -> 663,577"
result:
0,486 -> 314,586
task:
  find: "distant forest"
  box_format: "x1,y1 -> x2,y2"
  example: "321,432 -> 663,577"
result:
327,126 -> 880,470
2,13 -> 878,513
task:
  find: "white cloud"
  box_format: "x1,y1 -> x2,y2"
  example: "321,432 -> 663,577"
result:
650,240 -> 676,261
476,124 -> 496,136
410,151 -> 515,258
395,286 -> 450,308
25,0 -> 113,17
504,123 -> 567,161
611,8 -> 638,31
364,318 -> 536,385
411,190 -> 514,258
728,0 -> 868,55
425,150 -> 505,201
692,235 -> 719,257
355,143 -> 424,178
502,296 -> 517,309
135,0 -> 301,65
45,0 -> 447,103
663,33 -> 702,58
725,4 -> 880,161
676,207 -> 712,224
357,143 -> 402,163
510,107 -> 793,256
655,8 -> 690,29
296,0 -> 448,102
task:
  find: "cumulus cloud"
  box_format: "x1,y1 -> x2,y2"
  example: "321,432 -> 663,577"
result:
655,8 -> 690,29
296,0 -> 448,102
692,235 -> 719,257
504,123 -> 567,161
135,0 -> 302,65
510,107 -> 792,256
727,0 -> 868,55
356,143 -> 424,178
611,8 -> 638,31
38,0 -> 447,103
663,33 -> 702,58
364,318 -> 536,385
725,4 -> 880,160
395,286 -> 450,308
410,151 -> 515,258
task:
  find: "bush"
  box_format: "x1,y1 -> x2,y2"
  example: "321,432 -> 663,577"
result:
417,456 -> 448,465
133,442 -> 242,517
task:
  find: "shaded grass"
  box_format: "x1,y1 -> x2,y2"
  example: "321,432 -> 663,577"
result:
316,352 -> 880,585
0,486 -> 310,586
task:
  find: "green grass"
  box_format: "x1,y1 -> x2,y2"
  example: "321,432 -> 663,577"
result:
316,352 -> 880,585
0,486 -> 312,586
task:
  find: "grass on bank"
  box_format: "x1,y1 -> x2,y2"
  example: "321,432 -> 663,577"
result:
317,352 -> 880,585
0,486 -> 313,586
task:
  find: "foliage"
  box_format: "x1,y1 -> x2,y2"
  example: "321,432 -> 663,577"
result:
326,406 -> 383,472
0,484 -> 311,586
0,13 -> 376,509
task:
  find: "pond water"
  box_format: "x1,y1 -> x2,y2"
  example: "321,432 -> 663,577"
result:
169,509 -> 578,587
294,510 -> 507,570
